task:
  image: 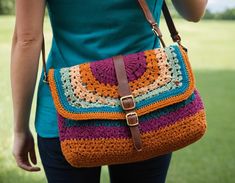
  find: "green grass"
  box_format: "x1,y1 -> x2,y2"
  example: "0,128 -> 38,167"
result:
0,16 -> 235,183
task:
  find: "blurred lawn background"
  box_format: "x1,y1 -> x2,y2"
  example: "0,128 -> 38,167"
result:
0,15 -> 235,183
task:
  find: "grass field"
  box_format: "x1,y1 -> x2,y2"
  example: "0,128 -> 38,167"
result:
0,16 -> 235,183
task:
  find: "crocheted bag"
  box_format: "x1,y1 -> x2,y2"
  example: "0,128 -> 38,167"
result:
41,0 -> 207,168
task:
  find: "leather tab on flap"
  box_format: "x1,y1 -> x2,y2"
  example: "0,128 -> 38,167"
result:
113,55 -> 142,151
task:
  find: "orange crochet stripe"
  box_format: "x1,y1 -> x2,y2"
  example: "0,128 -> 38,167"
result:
60,110 -> 206,167
48,46 -> 195,120
69,49 -> 170,105
48,69 -> 126,119
137,45 -> 195,116
78,49 -> 162,98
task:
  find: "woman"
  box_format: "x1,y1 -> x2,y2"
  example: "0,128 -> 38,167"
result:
11,0 -> 207,182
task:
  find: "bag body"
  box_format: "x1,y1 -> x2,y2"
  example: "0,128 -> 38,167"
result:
48,44 -> 206,167
41,0 -> 207,168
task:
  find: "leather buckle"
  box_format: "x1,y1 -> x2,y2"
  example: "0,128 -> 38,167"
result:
126,112 -> 139,127
120,95 -> 135,111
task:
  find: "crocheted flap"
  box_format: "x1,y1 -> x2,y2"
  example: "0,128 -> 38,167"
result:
48,44 -> 195,120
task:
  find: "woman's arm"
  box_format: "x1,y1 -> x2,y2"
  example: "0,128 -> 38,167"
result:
11,0 -> 46,172
172,0 -> 208,22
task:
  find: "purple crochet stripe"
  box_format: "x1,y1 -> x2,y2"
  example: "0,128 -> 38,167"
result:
89,52 -> 147,85
58,92 -> 204,141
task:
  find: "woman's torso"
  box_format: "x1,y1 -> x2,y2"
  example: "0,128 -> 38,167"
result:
35,0 -> 163,137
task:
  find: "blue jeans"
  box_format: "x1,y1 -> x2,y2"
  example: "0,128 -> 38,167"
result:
37,135 -> 172,183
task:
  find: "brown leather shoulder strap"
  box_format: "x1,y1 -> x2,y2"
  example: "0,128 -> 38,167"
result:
41,35 -> 48,83
138,0 -> 166,47
138,0 -> 180,43
161,1 -> 181,42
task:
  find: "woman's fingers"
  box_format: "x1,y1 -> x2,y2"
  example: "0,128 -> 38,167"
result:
12,130 -> 41,172
13,152 -> 41,172
29,145 -> 37,165
18,161 -> 41,172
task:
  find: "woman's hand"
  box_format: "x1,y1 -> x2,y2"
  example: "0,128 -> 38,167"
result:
13,130 -> 41,172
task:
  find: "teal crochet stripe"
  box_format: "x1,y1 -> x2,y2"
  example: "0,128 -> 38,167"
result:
64,91 -> 196,127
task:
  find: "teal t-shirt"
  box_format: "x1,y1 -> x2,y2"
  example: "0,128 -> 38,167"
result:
35,0 -> 163,137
